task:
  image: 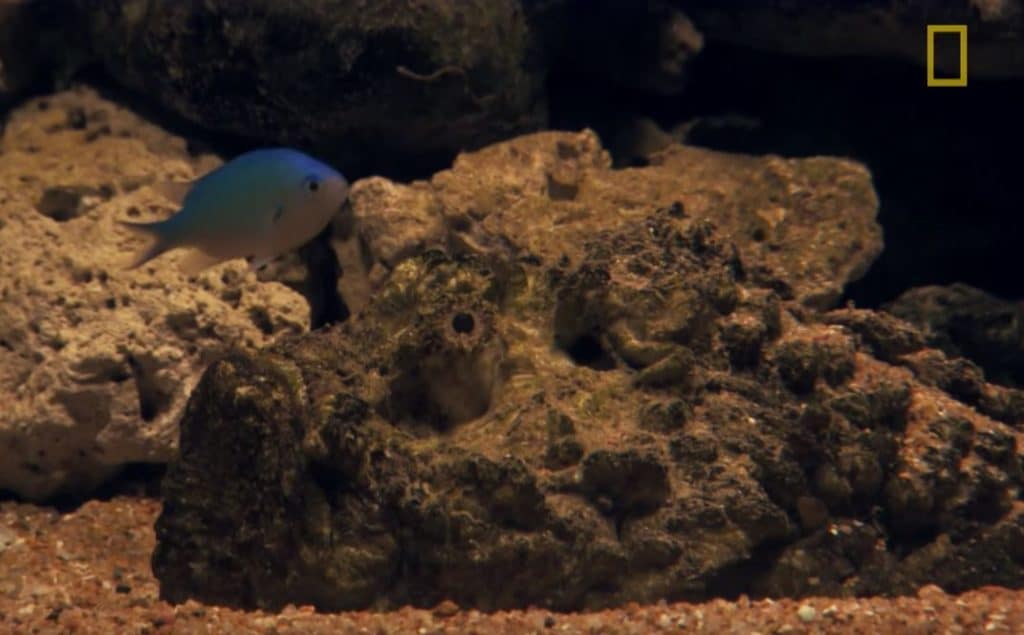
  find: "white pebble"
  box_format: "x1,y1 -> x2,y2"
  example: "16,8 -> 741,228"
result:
797,604 -> 817,623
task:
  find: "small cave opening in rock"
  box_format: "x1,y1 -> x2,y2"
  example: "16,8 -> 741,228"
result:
308,461 -> 350,498
35,186 -> 93,222
697,544 -> 781,601
0,462 -> 166,513
381,356 -> 496,433
560,332 -> 617,371
547,41 -> 1024,310
383,370 -> 460,433
381,372 -> 434,429
299,230 -> 351,329
451,312 -> 476,334
254,222 -> 350,330
126,354 -> 174,423
376,307 -> 500,430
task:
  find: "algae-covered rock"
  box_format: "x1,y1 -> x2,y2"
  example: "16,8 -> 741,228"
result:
347,130 -> 881,312
153,176 -> 1024,610
74,0 -> 546,175
886,283 -> 1024,387
0,88 -> 309,500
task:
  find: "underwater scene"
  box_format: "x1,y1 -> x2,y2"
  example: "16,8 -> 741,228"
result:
2,1 -> 1024,632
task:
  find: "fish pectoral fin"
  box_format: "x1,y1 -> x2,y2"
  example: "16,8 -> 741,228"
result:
151,180 -> 195,207
177,249 -> 229,276
119,220 -> 174,270
271,203 -> 285,225
248,254 -> 277,272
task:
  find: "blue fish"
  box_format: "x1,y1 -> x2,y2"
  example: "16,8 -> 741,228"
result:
121,148 -> 349,274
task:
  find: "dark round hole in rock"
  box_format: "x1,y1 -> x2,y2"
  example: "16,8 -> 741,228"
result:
565,333 -> 617,371
36,186 -> 85,222
452,312 -> 475,334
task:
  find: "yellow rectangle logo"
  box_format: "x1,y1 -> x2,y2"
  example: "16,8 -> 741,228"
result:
926,25 -> 968,87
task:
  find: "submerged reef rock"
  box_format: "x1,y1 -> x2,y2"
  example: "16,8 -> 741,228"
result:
347,130 -> 880,311
886,283 -> 1024,388
72,0 -> 545,175
2,2 -> 704,173
688,0 -> 1024,79
0,88 -> 308,500
156,132 -> 1024,610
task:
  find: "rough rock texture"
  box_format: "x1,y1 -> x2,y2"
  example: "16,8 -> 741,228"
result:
73,0 -> 546,176
886,283 -> 1024,387
688,0 -> 1024,78
0,87 -> 309,500
153,135 -> 1024,611
11,498 -> 1024,633
348,130 -> 880,311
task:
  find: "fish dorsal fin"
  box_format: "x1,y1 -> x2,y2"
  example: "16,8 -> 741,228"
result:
151,180 -> 195,207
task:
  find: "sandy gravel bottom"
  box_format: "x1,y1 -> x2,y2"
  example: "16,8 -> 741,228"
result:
0,496 -> 1021,634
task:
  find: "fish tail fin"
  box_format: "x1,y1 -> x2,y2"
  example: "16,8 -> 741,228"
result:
118,219 -> 176,269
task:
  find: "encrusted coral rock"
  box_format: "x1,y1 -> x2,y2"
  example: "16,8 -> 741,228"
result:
153,154 -> 1024,609
349,130 -> 881,310
0,88 -> 309,500
74,0 -> 546,175
886,283 -> 1024,387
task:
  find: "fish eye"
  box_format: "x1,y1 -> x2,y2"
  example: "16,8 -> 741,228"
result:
305,177 -> 320,193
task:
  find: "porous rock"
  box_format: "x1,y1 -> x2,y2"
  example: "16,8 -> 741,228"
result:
0,87 -> 309,500
886,283 -> 1024,387
153,135 -> 1024,610
347,130 -> 881,311
74,0 -> 546,175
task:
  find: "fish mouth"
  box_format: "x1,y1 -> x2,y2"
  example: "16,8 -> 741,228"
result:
336,185 -> 352,212
333,197 -> 355,235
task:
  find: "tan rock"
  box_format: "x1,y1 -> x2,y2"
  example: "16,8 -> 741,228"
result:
348,129 -> 880,311
0,88 -> 309,500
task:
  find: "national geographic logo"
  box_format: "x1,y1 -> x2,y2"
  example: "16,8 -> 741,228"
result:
926,25 -> 967,87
